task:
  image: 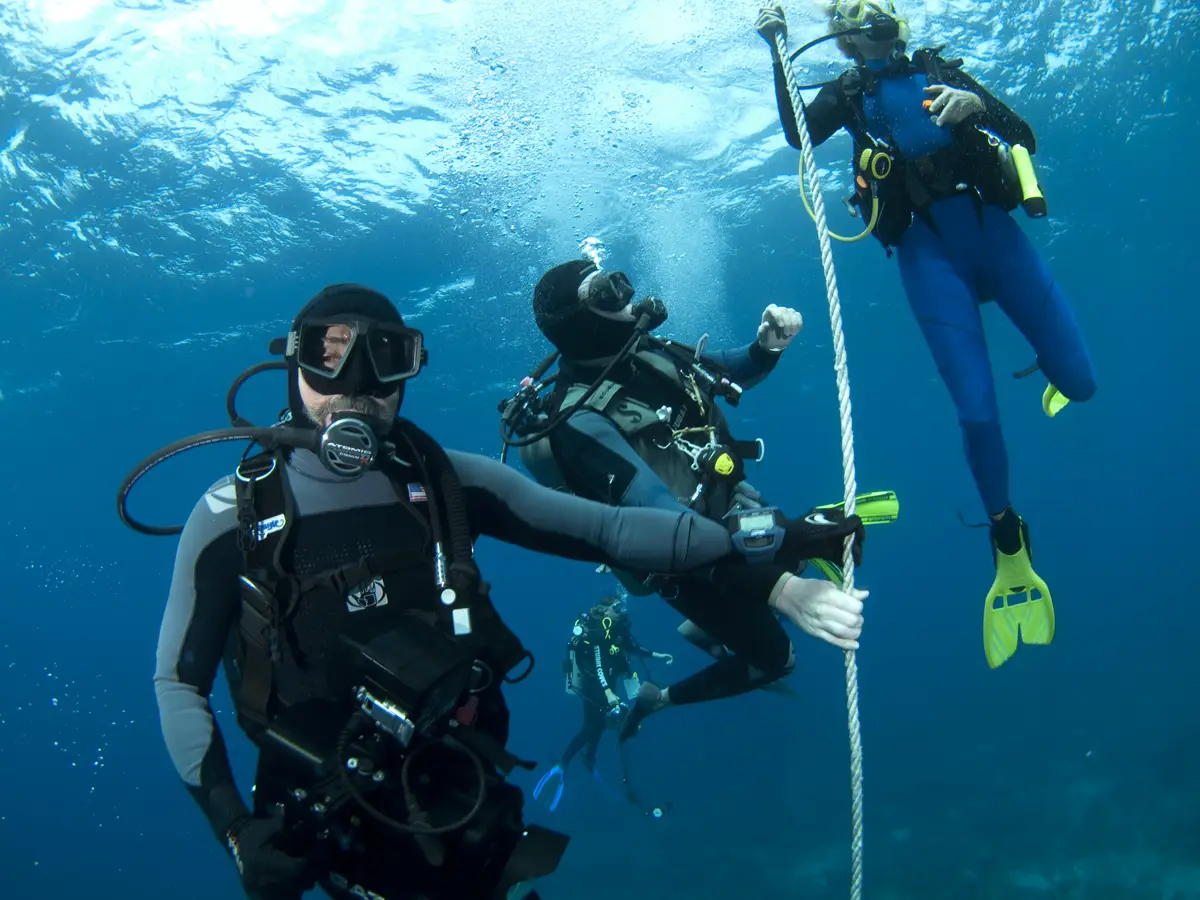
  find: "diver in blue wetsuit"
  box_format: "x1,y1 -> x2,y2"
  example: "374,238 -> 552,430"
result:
500,258 -> 869,741
757,1 -> 1096,668
532,596 -> 674,814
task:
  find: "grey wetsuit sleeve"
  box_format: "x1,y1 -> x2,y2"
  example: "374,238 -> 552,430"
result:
699,341 -> 781,390
546,413 -> 789,607
153,477 -> 250,841
447,449 -> 736,572
555,409 -> 688,511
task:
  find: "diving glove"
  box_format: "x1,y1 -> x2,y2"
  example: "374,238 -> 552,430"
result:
226,808 -> 315,899
781,507 -> 865,570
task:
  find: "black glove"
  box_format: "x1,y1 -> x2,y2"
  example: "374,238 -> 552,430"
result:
780,507 -> 865,569
226,808 -> 315,900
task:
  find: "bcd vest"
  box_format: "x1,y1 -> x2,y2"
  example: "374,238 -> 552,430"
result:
224,448 -> 533,768
518,348 -> 762,596
840,47 -> 1029,250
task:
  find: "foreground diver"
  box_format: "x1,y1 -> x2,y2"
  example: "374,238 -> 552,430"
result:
532,596 -> 673,815
500,259 -> 869,742
756,1 -> 1097,667
140,284 -> 868,900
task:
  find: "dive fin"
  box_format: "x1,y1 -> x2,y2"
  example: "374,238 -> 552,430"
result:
532,764 -> 565,812
815,490 -> 900,526
759,678 -> 800,699
617,736 -> 671,820
809,558 -> 844,586
1042,384 -> 1069,418
983,522 -> 1055,669
808,491 -> 899,586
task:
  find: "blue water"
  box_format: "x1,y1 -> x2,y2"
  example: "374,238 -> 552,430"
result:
2,1 -> 1197,898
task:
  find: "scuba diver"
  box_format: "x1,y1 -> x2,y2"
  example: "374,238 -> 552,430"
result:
498,259 -> 870,744
755,1 -> 1097,668
132,284 -> 842,900
532,596 -> 674,816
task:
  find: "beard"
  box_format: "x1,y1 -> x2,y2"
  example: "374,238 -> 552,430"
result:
305,392 -> 398,427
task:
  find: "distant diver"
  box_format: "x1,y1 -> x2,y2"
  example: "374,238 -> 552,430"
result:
757,0 -> 1096,668
533,596 -> 674,818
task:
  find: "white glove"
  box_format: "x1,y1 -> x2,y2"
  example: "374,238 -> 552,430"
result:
756,304 -> 803,352
755,5 -> 787,46
769,575 -> 867,651
924,85 -> 984,127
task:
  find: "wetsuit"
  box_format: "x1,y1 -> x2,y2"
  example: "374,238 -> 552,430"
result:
549,340 -> 797,708
770,52 -> 1096,517
560,616 -> 645,771
155,447 -> 741,900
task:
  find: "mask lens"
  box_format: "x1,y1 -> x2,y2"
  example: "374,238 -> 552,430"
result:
837,0 -> 893,26
298,321 -> 359,379
365,324 -> 425,382
296,319 -> 425,385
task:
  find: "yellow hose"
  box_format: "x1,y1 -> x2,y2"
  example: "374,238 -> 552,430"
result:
798,151 -> 881,243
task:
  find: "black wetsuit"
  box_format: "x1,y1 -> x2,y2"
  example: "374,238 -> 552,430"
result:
155,447 -> 740,900
560,616 -> 647,771
548,341 -> 797,708
768,48 -> 1037,247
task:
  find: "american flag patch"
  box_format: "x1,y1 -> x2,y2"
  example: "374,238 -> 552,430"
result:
407,483 -> 427,503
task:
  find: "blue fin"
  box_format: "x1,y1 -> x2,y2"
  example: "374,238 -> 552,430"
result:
533,764 -> 565,812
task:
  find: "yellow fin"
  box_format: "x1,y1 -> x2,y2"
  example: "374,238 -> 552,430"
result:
1042,384 -> 1069,418
983,540 -> 1055,669
815,490 -> 900,526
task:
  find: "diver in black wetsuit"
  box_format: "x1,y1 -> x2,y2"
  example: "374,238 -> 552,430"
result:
501,260 -> 870,742
532,596 -> 673,814
138,284 -> 812,900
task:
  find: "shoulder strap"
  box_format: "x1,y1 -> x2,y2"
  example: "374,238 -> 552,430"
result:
556,365 -> 670,439
230,450 -> 296,731
560,379 -> 624,416
839,69 -> 881,148
234,451 -> 294,581
378,452 -> 533,684
912,46 -> 961,83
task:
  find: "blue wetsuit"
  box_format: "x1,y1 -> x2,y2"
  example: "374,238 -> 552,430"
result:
771,52 -> 1096,517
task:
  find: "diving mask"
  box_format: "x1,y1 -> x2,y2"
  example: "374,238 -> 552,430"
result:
288,317 -> 427,396
834,0 -> 902,40
598,595 -> 628,617
578,268 -> 636,314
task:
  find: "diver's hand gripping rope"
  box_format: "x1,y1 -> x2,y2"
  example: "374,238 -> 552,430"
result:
772,22 -> 866,900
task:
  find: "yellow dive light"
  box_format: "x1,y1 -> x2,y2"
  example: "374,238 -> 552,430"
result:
1010,144 -> 1046,218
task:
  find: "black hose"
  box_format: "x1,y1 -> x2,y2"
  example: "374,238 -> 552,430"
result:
500,311 -> 655,452
336,716 -> 488,837
395,421 -> 473,574
226,360 -> 288,426
117,426 -> 316,535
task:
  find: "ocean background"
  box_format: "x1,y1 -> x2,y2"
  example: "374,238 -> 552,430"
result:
1,1 -> 1196,898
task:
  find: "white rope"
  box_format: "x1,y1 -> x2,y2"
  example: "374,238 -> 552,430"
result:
771,25 -> 866,900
